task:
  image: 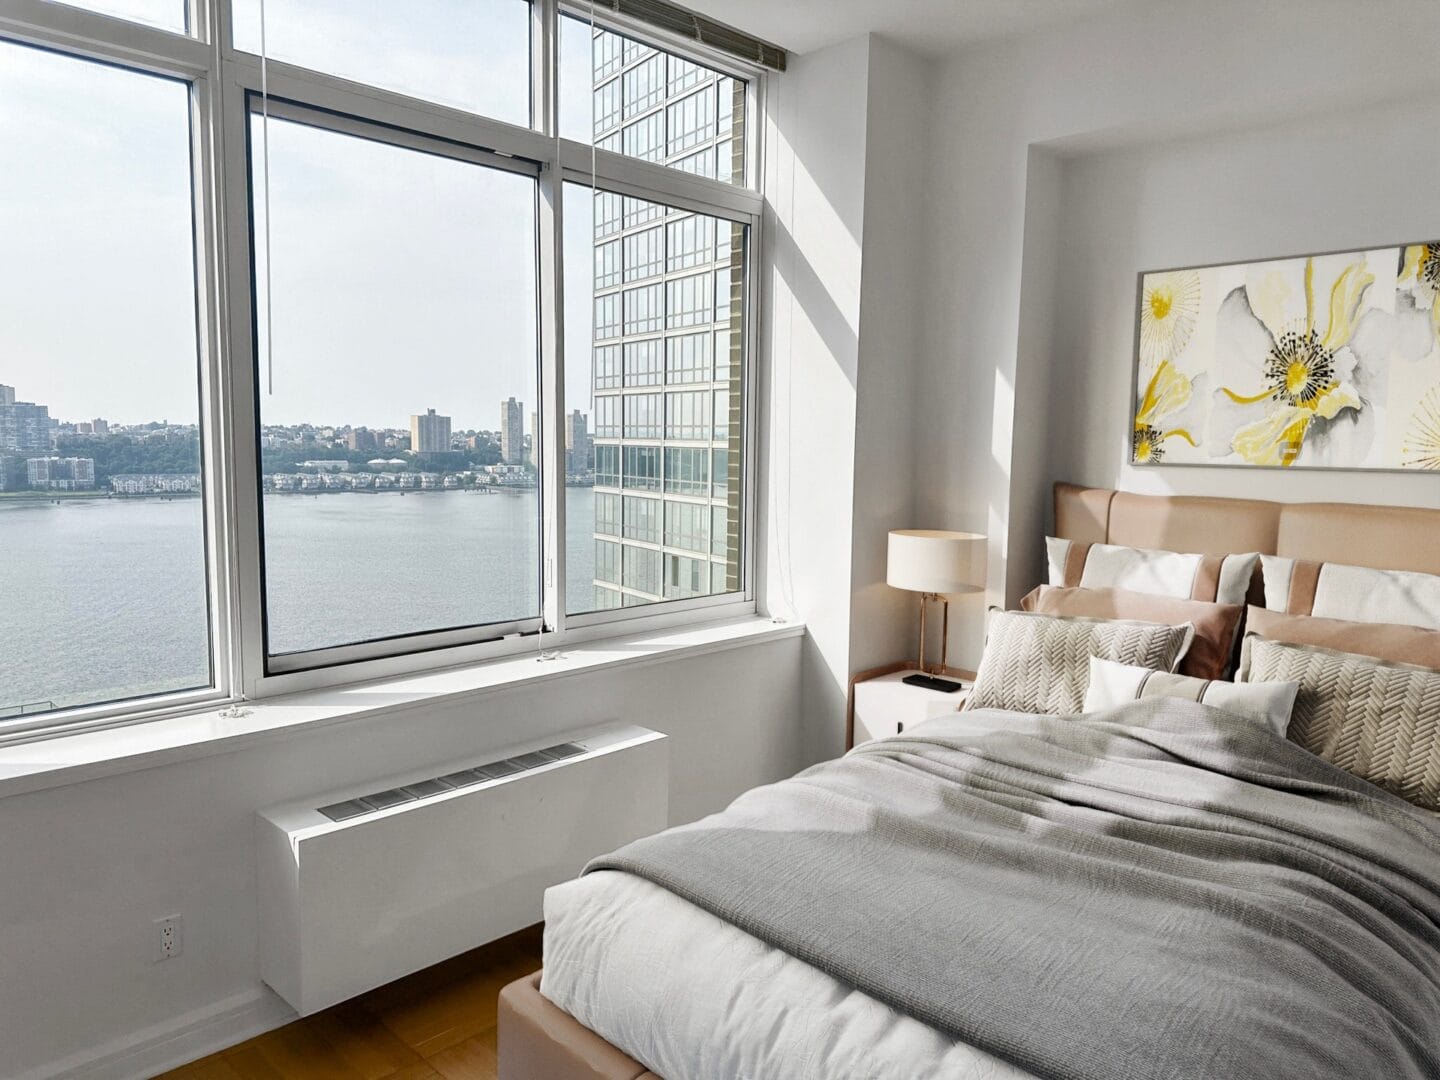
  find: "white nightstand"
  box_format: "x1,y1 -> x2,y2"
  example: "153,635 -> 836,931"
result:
847,664 -> 974,749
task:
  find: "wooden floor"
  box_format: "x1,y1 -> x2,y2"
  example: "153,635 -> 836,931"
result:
157,925 -> 542,1080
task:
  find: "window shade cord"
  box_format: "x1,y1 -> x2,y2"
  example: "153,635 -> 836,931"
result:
258,0 -> 274,397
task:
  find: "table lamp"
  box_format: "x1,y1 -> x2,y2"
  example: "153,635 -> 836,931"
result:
886,529 -> 987,691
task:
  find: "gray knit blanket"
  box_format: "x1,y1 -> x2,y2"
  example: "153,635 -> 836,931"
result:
587,700 -> 1440,1080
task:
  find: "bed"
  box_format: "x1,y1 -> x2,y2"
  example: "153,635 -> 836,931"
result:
497,483 -> 1440,1080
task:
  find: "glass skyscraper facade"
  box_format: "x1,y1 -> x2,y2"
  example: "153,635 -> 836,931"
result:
586,27 -> 747,611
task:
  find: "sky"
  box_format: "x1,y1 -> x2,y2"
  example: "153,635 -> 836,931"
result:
2,2 -> 608,432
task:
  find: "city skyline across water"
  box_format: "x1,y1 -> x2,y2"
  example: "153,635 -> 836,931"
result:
1,375 -> 596,495
1,376 -> 591,448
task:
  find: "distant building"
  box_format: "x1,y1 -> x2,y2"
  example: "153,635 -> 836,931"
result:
347,427 -> 377,452
27,456 -> 95,491
75,421 -> 94,435
298,460 -> 350,472
0,398 -> 51,452
410,408 -> 451,455
0,384 -> 14,406
92,418 -> 109,435
500,397 -> 524,464
110,474 -> 201,495
586,32 -> 744,608
565,409 -> 591,473
483,463 -> 531,486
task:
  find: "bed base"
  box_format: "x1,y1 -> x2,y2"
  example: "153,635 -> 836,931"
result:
498,970 -> 661,1080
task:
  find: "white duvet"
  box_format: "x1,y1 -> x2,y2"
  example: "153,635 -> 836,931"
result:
541,869 -> 1034,1080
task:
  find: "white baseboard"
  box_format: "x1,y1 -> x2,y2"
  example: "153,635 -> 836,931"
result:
17,986 -> 296,1080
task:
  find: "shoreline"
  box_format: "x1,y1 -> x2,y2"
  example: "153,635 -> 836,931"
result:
0,486 -> 597,504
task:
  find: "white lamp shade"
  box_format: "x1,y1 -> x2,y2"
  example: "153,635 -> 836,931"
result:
886,530 -> 986,595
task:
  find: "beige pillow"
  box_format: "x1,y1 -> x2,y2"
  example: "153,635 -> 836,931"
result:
1083,657 -> 1297,735
1045,536 -> 1257,606
1245,606 -> 1440,669
1239,636 -> 1440,812
964,609 -> 1194,716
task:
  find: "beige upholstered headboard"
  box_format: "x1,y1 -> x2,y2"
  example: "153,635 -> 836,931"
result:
1054,482 -> 1440,576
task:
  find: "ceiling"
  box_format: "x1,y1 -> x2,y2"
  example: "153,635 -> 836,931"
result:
677,0 -> 1145,58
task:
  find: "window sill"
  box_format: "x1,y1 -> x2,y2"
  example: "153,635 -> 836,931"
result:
0,615 -> 804,800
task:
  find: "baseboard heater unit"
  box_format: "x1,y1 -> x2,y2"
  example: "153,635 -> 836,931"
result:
257,723 -> 667,1015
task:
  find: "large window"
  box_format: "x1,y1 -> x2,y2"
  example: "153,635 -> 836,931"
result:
0,41 -> 210,720
1,0 -> 763,734
564,187 -> 747,616
560,16 -> 747,187
249,111 -> 540,659
232,0 -> 531,124
53,0 -> 185,30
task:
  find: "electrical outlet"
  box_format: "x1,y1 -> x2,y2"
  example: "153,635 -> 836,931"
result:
154,914 -> 183,962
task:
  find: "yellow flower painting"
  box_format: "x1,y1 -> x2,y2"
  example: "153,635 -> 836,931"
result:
1132,241 -> 1440,471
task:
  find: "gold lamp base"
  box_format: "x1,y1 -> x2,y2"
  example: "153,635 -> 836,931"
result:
910,592 -> 963,682
906,592 -> 964,692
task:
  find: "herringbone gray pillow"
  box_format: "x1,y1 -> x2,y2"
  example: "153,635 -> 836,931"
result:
1240,636 -> 1440,812
963,609 -> 1193,716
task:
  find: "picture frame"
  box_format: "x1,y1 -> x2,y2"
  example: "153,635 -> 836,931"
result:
1129,240 -> 1440,473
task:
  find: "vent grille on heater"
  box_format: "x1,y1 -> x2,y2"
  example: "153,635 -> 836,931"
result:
317,742 -> 586,822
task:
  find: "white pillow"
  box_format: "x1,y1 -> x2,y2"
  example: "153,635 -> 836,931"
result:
1046,537 -> 1256,607
1261,555 -> 1440,630
1083,656 -> 1298,736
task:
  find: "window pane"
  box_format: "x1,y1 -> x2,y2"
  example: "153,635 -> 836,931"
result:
622,393 -> 661,439
594,394 -> 620,438
250,113 -> 539,655
594,492 -> 620,536
233,0 -> 531,125
564,184 -> 746,615
594,444 -> 619,487
665,333 -> 711,384
622,495 -> 659,543
622,284 -> 663,335
623,340 -> 662,386
50,0 -> 186,31
0,43 -> 209,717
623,227 -> 663,282
560,16 -> 746,186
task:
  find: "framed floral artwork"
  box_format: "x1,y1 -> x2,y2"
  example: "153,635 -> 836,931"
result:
1131,242 -> 1440,470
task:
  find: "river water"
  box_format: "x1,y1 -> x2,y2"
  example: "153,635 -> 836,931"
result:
0,487 -> 594,715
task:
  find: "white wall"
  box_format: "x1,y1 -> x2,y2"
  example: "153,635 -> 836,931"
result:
763,34 -> 868,764
917,0 -> 1440,666
1048,94 -> 1440,511
763,34 -> 931,759
0,638 -> 803,1078
849,37 -> 927,674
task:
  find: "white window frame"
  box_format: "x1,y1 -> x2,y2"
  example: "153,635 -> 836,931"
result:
0,0 -> 765,740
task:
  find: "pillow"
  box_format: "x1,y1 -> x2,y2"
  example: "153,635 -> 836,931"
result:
1260,556 -> 1440,630
1245,606 -> 1440,669
1239,636 -> 1440,812
963,609 -> 1194,716
1021,585 -> 1243,680
1083,657 -> 1297,736
1046,537 -> 1257,606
